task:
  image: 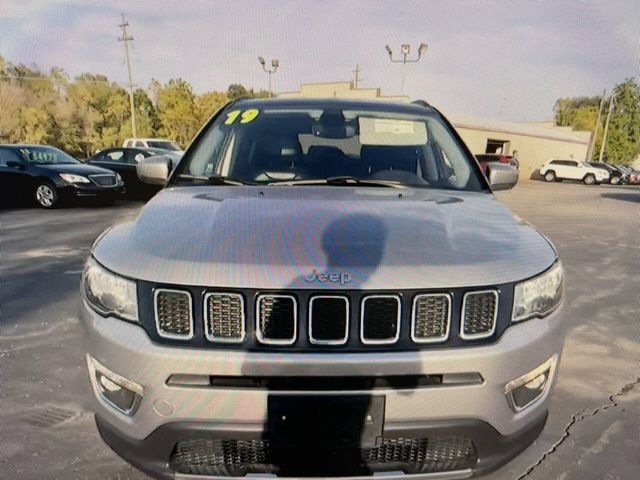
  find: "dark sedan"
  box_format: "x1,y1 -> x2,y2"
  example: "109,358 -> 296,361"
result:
86,147 -> 181,198
0,144 -> 124,208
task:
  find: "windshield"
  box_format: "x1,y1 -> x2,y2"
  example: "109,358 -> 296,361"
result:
18,146 -> 79,165
174,105 -> 486,191
147,141 -> 181,151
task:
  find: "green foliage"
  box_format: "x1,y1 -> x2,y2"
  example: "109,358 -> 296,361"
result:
0,55 -> 263,157
554,78 -> 640,164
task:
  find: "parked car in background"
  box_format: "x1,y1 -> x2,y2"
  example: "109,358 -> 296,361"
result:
617,165 -> 639,184
0,144 -> 124,208
86,147 -> 179,198
122,138 -> 183,153
539,159 -> 609,185
475,154 -> 518,175
586,162 -> 624,185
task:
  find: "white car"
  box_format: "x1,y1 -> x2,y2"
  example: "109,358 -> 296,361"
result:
539,159 -> 609,185
122,138 -> 183,154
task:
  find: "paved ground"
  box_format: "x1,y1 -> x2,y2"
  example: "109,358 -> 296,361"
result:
1,181 -> 638,480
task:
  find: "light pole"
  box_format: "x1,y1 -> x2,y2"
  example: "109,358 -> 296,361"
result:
384,43 -> 428,93
258,57 -> 279,98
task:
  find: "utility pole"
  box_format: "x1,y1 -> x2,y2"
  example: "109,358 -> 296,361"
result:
118,13 -> 137,137
353,64 -> 361,88
587,88 -> 606,160
598,93 -> 615,163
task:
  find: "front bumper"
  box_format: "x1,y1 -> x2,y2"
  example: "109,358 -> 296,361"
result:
81,301 -> 565,478
58,183 -> 125,199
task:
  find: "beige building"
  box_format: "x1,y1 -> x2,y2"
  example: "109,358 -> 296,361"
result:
448,113 -> 591,179
278,81 -> 409,102
277,82 -> 591,179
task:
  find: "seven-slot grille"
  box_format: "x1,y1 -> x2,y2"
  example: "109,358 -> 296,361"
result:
89,174 -> 117,186
154,289 -> 193,339
151,289 -> 502,345
309,296 -> 349,345
204,293 -> 245,343
360,295 -> 401,344
412,294 -> 451,343
461,290 -> 498,339
256,295 -> 297,345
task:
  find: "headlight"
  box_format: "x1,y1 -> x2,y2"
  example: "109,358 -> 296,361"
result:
512,261 -> 563,322
82,257 -> 138,322
115,173 -> 123,183
60,173 -> 90,184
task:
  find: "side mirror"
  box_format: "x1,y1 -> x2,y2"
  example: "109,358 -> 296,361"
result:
137,156 -> 171,185
6,160 -> 24,169
488,163 -> 518,191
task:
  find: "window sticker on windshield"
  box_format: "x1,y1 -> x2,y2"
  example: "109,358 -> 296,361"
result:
359,117 -> 427,145
224,109 -> 260,125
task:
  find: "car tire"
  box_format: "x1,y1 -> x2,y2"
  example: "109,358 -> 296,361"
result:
583,174 -> 596,185
34,182 -> 59,208
610,176 -> 620,185
544,171 -> 556,182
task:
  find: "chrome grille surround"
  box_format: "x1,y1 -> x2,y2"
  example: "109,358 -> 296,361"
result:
203,293 -> 245,343
256,294 -> 297,345
360,295 -> 401,345
88,173 -> 117,186
308,295 -> 349,345
154,288 -> 194,340
460,290 -> 498,340
411,293 -> 451,343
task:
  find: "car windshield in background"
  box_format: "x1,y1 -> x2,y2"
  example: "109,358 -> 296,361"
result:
147,141 -> 181,151
18,146 -> 79,165
175,106 -> 486,191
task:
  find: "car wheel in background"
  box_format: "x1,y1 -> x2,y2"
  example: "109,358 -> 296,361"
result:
583,174 -> 596,185
544,171 -> 556,182
34,182 -> 59,208
610,176 -> 620,185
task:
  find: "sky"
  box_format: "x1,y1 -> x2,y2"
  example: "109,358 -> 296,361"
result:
1,0 -> 638,121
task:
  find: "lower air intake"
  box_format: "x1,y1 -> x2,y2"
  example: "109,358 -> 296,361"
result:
170,436 -> 477,476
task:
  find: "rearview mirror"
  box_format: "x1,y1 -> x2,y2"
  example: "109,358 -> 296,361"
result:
137,156 -> 171,185
487,163 -> 518,191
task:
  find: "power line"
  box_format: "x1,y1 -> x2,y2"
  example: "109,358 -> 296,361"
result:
118,13 -> 137,137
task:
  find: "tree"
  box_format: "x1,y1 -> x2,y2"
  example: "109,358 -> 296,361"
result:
197,91 -> 228,124
226,83 -> 249,101
554,78 -> 640,163
155,79 -> 201,147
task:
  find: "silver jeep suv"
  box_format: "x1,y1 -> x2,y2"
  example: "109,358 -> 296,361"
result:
80,99 -> 565,479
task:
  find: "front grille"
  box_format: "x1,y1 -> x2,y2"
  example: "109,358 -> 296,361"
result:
412,294 -> 451,343
257,295 -> 297,345
89,174 -> 117,186
154,289 -> 193,339
204,293 -> 245,343
171,439 -> 270,476
361,296 -> 401,344
461,290 -> 498,339
309,296 -> 349,345
171,436 -> 477,476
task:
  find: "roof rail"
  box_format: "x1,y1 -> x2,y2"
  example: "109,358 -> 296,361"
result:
411,100 -> 431,108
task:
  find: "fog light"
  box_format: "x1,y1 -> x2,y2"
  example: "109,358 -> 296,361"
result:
87,355 -> 143,415
505,356 -> 556,412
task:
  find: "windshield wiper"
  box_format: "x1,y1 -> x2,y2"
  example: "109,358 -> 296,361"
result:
269,176 -> 405,188
177,174 -> 252,186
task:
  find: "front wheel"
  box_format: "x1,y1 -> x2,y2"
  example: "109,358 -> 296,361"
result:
583,174 -> 596,185
544,171 -> 556,182
610,176 -> 620,185
34,182 -> 59,208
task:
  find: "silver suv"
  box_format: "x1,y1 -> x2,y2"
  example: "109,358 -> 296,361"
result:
80,99 -> 565,479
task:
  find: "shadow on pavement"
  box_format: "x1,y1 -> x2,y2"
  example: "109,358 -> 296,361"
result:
600,192 -> 640,203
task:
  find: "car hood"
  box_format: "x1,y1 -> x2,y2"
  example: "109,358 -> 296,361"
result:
37,163 -> 116,176
93,186 -> 557,289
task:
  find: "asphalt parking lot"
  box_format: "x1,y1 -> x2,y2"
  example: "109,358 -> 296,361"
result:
1,180 -> 639,480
